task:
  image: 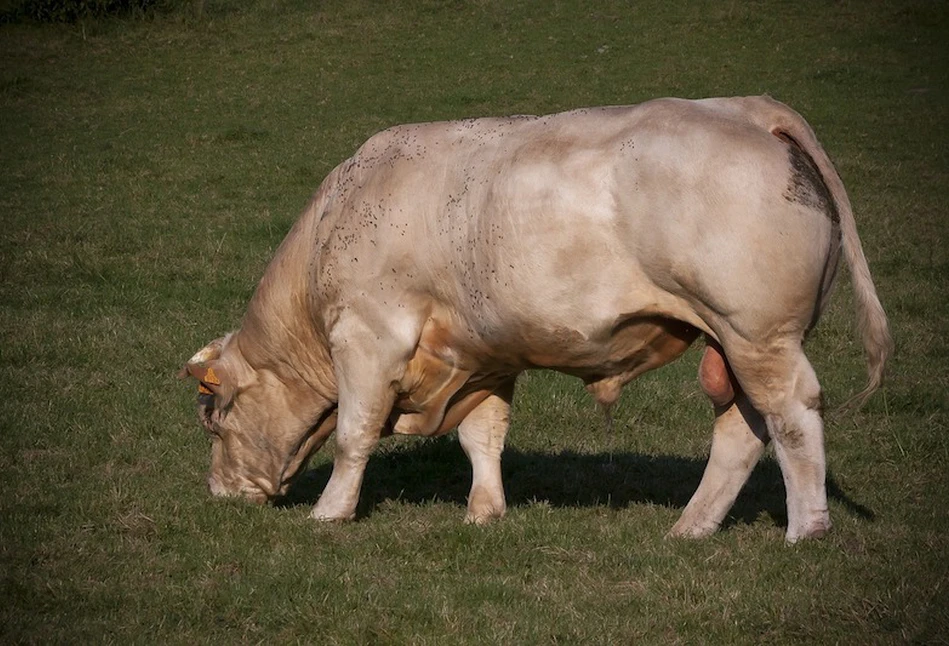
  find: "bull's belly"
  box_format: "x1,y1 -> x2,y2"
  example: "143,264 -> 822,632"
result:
387,313 -> 699,437
516,316 -> 698,374
515,315 -> 700,407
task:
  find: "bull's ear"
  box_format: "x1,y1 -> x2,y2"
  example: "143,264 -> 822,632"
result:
181,359 -> 237,411
178,336 -> 237,409
177,336 -> 227,379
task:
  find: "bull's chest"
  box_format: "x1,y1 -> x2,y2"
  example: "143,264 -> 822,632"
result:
387,344 -> 500,438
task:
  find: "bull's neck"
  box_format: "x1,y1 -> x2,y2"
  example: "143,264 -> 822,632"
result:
238,208 -> 337,402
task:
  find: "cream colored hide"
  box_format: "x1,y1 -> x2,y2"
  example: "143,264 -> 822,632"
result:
182,96 -> 890,542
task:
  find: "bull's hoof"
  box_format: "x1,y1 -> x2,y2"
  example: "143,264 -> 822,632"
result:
785,518 -> 832,544
309,503 -> 356,522
464,508 -> 505,526
309,512 -> 355,522
465,486 -> 505,525
666,517 -> 720,539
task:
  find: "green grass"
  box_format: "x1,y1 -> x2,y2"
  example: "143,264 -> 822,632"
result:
1,0 -> 947,642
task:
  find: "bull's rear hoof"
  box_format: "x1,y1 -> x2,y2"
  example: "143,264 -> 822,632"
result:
310,513 -> 355,522
785,519 -> 832,543
464,503 -> 506,525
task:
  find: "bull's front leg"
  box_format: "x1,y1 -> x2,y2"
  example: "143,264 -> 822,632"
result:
310,401 -> 388,522
311,327 -> 398,522
457,379 -> 516,525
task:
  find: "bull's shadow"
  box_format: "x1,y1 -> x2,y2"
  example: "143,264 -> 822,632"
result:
278,436 -> 874,529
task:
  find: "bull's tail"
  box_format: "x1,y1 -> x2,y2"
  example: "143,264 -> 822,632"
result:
748,96 -> 892,408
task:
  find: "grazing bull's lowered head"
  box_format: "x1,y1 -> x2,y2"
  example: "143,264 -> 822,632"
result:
180,333 -> 337,503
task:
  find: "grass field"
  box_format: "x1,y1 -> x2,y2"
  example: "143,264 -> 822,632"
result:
1,0 -> 947,643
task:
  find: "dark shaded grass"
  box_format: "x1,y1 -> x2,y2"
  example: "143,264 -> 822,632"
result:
280,423 -> 876,530
1,0 -> 947,643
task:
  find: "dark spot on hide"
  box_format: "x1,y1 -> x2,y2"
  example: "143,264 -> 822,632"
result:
767,415 -> 805,450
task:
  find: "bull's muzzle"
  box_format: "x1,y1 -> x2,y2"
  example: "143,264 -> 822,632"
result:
206,474 -> 269,504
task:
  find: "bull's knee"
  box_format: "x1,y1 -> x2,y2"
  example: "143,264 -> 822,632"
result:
699,341 -> 735,408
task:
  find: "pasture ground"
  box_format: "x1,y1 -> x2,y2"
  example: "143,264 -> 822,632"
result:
1,1 -> 947,643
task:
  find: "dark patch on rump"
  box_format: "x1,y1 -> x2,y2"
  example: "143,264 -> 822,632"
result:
774,131 -> 840,226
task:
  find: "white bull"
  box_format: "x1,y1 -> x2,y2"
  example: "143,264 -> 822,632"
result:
182,96 -> 890,542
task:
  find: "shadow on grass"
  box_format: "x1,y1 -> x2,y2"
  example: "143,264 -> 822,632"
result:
278,436 -> 874,529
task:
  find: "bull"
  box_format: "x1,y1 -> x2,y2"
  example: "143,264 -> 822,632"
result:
181,96 -> 891,542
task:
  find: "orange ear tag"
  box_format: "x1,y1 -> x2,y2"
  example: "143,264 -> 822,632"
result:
204,366 -> 221,385
197,383 -> 214,395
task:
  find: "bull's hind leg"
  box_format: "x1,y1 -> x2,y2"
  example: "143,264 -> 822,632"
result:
457,380 -> 515,525
669,391 -> 768,538
725,339 -> 831,542
669,341 -> 768,538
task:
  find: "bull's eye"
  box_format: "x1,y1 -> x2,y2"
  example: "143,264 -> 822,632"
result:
197,400 -> 219,438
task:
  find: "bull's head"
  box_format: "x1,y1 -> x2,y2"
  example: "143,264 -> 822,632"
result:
179,334 -> 337,503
